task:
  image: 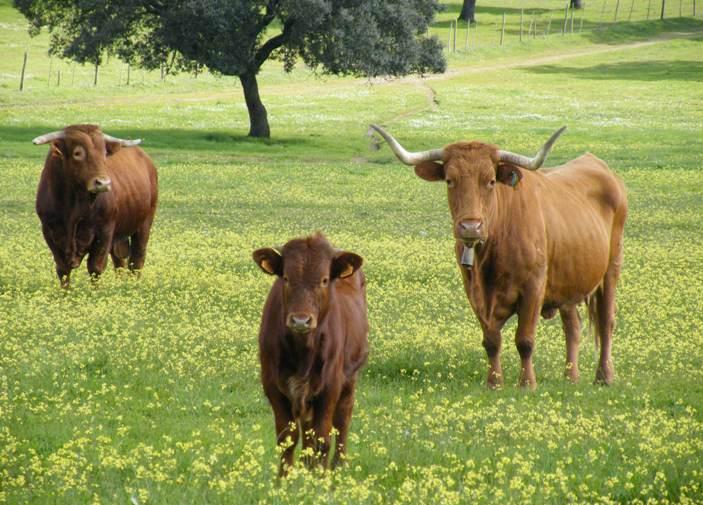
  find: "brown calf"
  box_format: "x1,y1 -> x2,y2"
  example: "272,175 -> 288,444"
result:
33,124 -> 158,287
371,125 -> 627,388
253,233 -> 368,474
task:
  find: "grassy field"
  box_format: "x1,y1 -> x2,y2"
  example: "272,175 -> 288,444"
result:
1,0 -> 703,503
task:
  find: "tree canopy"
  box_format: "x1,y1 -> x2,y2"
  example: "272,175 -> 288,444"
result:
15,0 -> 446,137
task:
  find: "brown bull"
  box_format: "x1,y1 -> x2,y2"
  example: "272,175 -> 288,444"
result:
34,124 -> 158,287
371,125 -> 627,388
253,233 -> 369,475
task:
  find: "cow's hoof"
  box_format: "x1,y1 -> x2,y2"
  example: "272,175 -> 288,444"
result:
594,368 -> 613,385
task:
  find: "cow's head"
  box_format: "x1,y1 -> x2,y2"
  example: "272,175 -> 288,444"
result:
370,125 -> 565,245
253,234 -> 363,344
33,125 -> 142,194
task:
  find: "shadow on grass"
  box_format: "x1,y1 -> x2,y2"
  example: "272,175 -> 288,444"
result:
0,125 -> 321,158
526,60 -> 703,81
583,17 -> 703,44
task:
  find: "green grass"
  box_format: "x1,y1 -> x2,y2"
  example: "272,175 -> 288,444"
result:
1,0 -> 703,503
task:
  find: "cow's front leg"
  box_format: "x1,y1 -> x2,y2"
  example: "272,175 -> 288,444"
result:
264,383 -> 298,477
515,292 -> 543,390
311,389 -> 339,469
482,327 -> 504,388
87,226 -> 115,280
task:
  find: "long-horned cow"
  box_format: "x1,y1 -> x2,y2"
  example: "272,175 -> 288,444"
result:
33,124 -> 158,287
253,233 -> 369,475
370,125 -> 627,388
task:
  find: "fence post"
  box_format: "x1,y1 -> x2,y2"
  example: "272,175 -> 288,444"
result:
647,0 -> 653,19
570,5 -> 575,32
57,69 -> 60,87
614,0 -> 620,21
562,3 -> 569,34
500,12 -> 506,45
453,20 -> 457,52
520,8 -> 524,41
546,15 -> 552,36
71,64 -> 76,86
94,62 -> 99,87
579,17 -> 584,32
679,0 -> 682,17
628,0 -> 636,20
465,20 -> 470,51
48,56 -> 52,87
19,51 -> 27,91
127,64 -> 130,86
661,0 -> 666,19
447,22 -> 451,50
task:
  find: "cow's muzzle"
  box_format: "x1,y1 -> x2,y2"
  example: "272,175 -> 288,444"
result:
286,313 -> 317,335
456,219 -> 485,245
89,177 -> 112,193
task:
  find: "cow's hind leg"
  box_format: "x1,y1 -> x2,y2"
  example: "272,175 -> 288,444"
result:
111,238 -> 129,270
128,217 -> 154,272
331,382 -> 355,469
560,304 -> 581,382
594,263 -> 620,385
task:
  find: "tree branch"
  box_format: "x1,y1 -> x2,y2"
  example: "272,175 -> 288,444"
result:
253,20 -> 294,70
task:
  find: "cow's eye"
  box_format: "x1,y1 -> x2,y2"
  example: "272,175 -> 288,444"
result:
488,179 -> 496,189
321,277 -> 329,287
72,147 -> 86,161
446,179 -> 454,188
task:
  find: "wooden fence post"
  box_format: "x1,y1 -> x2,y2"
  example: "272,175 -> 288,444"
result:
500,12 -> 506,45
628,0 -> 636,20
614,0 -> 620,21
19,51 -> 27,91
562,3 -> 569,34
57,69 -> 60,87
127,64 -> 130,86
570,5 -> 575,32
465,20 -> 470,51
453,20 -> 457,52
546,15 -> 552,36
71,64 -> 76,86
661,0 -> 666,19
94,62 -> 99,87
521,8 -> 524,41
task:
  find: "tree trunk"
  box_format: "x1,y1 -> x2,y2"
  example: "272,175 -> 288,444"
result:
571,0 -> 583,8
240,72 -> 270,138
458,0 -> 477,23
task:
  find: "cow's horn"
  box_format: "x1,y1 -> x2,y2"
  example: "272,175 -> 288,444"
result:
103,134 -> 142,147
368,124 -> 443,166
498,126 -> 567,170
32,131 -> 65,145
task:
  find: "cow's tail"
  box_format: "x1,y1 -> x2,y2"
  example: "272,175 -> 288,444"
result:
585,287 -> 603,351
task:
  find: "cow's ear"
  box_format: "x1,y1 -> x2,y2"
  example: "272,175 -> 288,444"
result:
332,251 -> 363,279
51,140 -> 65,159
414,161 -> 445,182
496,163 -> 523,188
105,141 -> 122,157
253,248 -> 283,276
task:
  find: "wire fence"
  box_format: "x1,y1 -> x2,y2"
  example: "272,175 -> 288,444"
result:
9,0 -> 703,91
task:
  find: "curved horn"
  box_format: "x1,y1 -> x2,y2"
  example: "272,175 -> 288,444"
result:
32,130 -> 65,145
498,126 -> 567,170
103,133 -> 142,147
369,124 -> 443,166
